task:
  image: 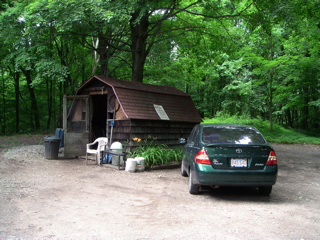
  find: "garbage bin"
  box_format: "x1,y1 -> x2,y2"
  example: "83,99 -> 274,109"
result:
110,142 -> 123,166
44,136 -> 61,159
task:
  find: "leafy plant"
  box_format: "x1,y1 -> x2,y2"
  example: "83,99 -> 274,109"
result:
203,117 -> 320,145
130,137 -> 182,167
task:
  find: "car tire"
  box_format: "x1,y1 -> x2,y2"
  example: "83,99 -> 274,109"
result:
181,161 -> 188,177
189,170 -> 200,194
258,186 -> 272,196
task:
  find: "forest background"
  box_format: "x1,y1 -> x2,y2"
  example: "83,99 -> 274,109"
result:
0,0 -> 319,138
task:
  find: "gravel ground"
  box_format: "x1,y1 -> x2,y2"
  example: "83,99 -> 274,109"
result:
0,138 -> 320,240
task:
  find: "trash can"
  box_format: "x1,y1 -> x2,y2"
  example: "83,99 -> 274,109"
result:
44,136 -> 61,159
110,142 -> 123,166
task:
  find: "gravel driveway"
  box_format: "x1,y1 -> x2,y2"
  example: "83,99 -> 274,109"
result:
0,139 -> 320,240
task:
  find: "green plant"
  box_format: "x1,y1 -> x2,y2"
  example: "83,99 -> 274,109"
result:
130,137 -> 182,167
203,117 -> 320,144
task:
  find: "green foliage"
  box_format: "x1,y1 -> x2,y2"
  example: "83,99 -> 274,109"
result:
203,117 -> 320,145
1,0 -> 320,135
130,137 -> 182,167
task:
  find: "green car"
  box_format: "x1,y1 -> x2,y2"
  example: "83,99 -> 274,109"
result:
181,124 -> 278,195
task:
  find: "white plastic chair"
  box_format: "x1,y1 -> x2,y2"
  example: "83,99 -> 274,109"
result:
86,137 -> 108,165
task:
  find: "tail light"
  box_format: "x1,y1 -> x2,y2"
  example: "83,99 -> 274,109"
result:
266,150 -> 277,165
195,148 -> 211,165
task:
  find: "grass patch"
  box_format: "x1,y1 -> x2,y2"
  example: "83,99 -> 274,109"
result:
203,117 -> 320,144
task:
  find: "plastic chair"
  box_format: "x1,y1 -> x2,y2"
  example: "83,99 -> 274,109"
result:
86,137 -> 108,165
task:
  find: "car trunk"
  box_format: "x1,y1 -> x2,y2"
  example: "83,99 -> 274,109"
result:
205,145 -> 272,170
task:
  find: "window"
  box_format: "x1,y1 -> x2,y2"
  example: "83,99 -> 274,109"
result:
202,126 -> 266,145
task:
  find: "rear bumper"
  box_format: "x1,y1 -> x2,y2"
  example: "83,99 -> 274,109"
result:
192,164 -> 278,186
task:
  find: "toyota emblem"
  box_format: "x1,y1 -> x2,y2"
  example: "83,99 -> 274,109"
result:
236,148 -> 242,153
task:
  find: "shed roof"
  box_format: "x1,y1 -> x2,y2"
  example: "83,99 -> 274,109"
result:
77,75 -> 202,123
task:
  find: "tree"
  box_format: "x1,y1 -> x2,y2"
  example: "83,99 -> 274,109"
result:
1,0 -> 320,134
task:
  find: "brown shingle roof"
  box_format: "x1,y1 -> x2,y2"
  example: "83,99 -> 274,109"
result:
77,75 -> 202,123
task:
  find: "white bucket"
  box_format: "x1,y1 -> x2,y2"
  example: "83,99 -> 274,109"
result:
125,158 -> 136,172
135,157 -> 145,172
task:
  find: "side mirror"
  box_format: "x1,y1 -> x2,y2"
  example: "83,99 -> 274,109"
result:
179,138 -> 186,144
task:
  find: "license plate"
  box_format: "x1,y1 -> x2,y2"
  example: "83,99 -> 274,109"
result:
231,158 -> 247,167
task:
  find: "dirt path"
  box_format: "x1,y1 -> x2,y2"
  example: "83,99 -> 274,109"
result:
0,136 -> 320,239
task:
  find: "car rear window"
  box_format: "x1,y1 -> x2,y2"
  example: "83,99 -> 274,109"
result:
202,126 -> 266,145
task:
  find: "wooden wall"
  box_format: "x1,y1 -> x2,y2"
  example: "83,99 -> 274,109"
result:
108,119 -> 196,151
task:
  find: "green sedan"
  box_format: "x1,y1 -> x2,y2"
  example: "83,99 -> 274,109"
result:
181,124 -> 278,195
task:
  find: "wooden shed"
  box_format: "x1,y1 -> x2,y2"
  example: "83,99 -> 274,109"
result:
63,75 -> 202,158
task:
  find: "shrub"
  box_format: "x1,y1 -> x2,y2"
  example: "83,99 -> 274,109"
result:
130,137 -> 182,167
203,116 -> 320,144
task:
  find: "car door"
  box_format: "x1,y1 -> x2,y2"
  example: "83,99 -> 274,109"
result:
183,125 -> 200,170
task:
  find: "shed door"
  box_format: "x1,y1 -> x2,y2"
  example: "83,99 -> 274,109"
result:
63,95 -> 91,158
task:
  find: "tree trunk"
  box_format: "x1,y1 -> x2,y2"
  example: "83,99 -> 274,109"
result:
1,71 -> 6,134
267,31 -> 274,132
301,88 -> 309,129
21,67 -> 41,130
14,71 -> 20,133
98,35 -> 110,77
130,10 -> 149,82
286,108 -> 293,127
7,67 -> 20,133
56,39 -> 73,127
268,69 -> 274,132
46,78 -> 53,129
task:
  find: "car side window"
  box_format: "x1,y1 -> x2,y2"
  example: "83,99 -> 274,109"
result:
187,129 -> 195,144
187,125 -> 199,145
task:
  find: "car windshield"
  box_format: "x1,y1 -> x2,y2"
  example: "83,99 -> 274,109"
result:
202,126 -> 266,145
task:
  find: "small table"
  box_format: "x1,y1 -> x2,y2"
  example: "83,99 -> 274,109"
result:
103,150 -> 127,170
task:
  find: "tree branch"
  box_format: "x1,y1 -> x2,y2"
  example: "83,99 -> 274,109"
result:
183,1 -> 254,19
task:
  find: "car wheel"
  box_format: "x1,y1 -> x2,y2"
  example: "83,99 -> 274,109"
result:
181,161 -> 188,177
189,170 -> 200,194
258,186 -> 272,196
